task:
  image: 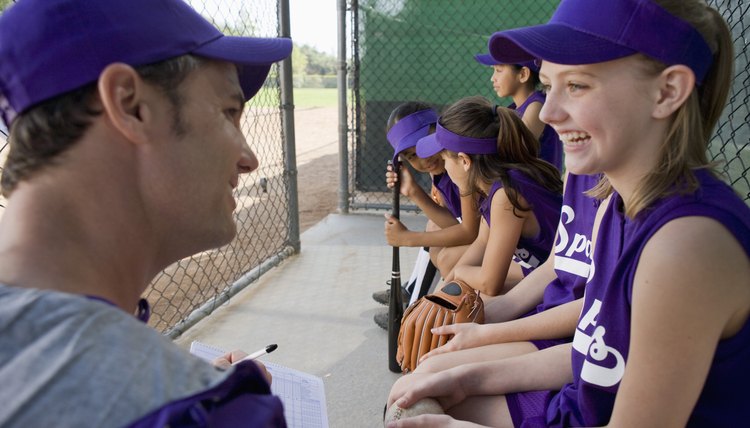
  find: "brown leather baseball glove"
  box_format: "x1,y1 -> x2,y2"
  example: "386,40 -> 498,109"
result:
396,280 -> 484,373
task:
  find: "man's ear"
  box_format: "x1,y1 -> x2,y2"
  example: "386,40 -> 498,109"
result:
97,63 -> 151,144
653,64 -> 695,119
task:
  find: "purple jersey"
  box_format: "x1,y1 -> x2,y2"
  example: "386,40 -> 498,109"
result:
505,175 -> 602,425
433,172 -> 462,219
478,169 -> 562,276
548,169 -> 750,427
510,91 -> 563,172
536,173 -> 601,314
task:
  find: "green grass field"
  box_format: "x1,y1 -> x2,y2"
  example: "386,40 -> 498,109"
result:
293,88 -> 338,108
252,87 -> 338,109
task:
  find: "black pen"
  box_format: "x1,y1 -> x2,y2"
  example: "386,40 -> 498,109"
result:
234,344 -> 278,365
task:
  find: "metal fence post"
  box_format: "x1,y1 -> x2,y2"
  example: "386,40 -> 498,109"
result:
337,0 -> 350,214
279,0 -> 300,252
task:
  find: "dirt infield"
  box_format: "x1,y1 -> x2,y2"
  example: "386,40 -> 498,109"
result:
294,106 -> 339,232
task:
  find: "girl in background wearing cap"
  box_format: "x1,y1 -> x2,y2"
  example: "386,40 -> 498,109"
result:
382,103 -> 481,283
416,96 -> 562,299
386,1 -> 749,427
475,53 -> 563,172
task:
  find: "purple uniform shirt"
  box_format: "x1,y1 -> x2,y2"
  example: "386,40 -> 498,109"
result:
536,173 -> 601,314
478,169 -> 562,276
548,169 -> 750,427
505,175 -> 601,427
433,172 -> 463,219
510,91 -> 563,172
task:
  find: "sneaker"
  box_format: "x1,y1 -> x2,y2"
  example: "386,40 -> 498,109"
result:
372,287 -> 410,306
373,310 -> 389,330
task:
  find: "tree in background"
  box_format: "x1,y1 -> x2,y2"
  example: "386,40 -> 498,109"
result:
298,44 -> 336,75
292,46 -> 309,87
294,44 -> 336,88
0,0 -> 15,12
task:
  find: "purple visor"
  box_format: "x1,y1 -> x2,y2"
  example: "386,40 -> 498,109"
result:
474,53 -> 539,73
488,0 -> 713,84
416,122 -> 497,158
386,109 -> 438,164
0,0 -> 292,127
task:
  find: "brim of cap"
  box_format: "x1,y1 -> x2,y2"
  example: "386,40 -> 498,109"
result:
474,53 -> 499,66
476,52 -> 540,74
392,129 -> 428,164
489,23 -> 635,66
416,133 -> 443,159
195,36 -> 293,100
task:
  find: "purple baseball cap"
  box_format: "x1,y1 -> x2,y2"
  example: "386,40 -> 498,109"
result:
474,53 -> 539,73
488,0 -> 713,84
0,0 -> 293,126
386,109 -> 438,164
416,122 -> 497,159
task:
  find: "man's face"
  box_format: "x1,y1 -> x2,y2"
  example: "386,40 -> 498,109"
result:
142,60 -> 258,257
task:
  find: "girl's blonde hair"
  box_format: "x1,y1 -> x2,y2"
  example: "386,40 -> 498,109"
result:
589,0 -> 734,218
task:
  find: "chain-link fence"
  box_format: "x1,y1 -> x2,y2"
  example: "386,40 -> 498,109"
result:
0,0 -> 298,337
346,0 -> 750,209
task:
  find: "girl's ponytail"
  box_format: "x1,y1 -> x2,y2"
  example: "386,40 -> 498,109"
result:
440,97 -> 562,215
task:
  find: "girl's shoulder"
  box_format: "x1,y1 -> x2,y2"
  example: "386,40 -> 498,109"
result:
518,91 -> 546,111
526,90 -> 546,105
632,170 -> 750,255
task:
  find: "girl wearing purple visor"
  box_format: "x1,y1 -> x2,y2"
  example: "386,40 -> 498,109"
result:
385,1 -> 749,427
382,103 -> 481,286
475,53 -> 564,172
415,96 -> 562,298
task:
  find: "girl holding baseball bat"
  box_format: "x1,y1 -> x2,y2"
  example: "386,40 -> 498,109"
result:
416,96 -> 562,297
386,0 -> 750,426
374,103 -> 483,330
382,103 -> 482,279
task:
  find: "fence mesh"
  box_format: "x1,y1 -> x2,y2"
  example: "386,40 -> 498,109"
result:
347,0 -> 750,208
0,0 -> 294,334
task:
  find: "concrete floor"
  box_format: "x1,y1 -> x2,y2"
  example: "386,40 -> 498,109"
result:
175,212 -> 429,428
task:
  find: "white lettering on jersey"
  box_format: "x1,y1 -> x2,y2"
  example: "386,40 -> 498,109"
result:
513,248 -> 541,269
572,298 -> 625,387
554,205 -> 593,278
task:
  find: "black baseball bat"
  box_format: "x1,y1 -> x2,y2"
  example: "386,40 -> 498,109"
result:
388,160 -> 404,373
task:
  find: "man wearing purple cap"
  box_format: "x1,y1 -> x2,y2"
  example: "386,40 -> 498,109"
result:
0,0 -> 291,426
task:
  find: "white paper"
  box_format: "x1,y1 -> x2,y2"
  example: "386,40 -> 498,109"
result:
190,341 -> 329,428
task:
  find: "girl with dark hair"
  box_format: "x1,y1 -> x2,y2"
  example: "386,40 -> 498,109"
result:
416,96 -> 562,297
475,53 -> 563,172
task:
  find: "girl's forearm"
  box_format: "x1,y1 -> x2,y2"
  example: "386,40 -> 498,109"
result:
485,298 -> 582,343
458,264 -> 507,296
405,222 -> 478,248
459,344 -> 573,396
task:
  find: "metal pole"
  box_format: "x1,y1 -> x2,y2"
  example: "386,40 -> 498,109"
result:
336,0 -> 350,213
278,0 -> 300,252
